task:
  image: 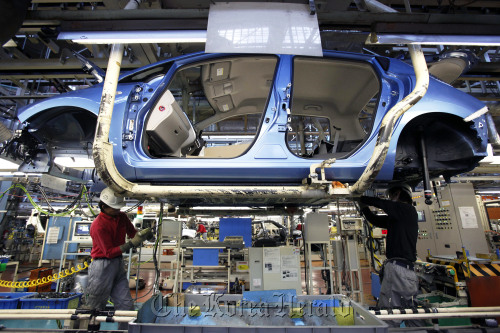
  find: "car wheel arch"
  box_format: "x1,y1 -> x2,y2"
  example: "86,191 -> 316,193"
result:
393,112 -> 486,182
25,106 -> 97,142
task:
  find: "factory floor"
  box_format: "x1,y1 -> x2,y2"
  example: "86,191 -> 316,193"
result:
0,258 -> 376,331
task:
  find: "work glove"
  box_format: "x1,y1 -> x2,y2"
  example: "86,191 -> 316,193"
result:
120,228 -> 153,253
120,241 -> 132,253
130,228 -> 153,247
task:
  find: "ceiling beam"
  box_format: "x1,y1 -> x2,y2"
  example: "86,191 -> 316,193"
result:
31,0 -> 103,3
26,8 -> 209,23
377,0 -> 500,8
25,9 -> 500,27
0,58 -> 141,72
0,74 -> 93,80
372,22 -> 500,35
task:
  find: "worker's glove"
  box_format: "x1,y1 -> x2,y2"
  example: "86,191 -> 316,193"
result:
120,242 -> 132,253
120,228 -> 153,253
130,228 -> 153,247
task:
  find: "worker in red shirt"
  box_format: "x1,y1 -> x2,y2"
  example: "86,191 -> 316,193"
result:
84,188 -> 152,328
196,222 -> 207,240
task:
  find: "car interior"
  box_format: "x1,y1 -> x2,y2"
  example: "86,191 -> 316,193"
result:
143,55 -> 278,158
143,55 -> 380,160
289,57 -> 380,159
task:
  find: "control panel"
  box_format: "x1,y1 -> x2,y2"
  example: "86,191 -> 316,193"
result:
432,207 -> 452,230
418,229 -> 431,240
414,183 -> 490,258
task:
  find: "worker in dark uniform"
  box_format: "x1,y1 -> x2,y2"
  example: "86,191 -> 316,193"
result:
358,183 -> 420,326
84,188 -> 152,329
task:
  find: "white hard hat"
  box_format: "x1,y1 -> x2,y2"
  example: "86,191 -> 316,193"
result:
99,187 -> 125,209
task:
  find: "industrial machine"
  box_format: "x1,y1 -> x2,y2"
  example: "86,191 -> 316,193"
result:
249,246 -> 302,294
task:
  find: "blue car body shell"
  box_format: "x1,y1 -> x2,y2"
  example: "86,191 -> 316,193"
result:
16,50 -> 488,188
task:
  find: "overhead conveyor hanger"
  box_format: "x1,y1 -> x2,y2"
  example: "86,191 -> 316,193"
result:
349,0 -> 429,195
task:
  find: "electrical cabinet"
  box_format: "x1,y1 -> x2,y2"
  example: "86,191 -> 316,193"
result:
249,246 -> 301,293
415,183 -> 490,258
339,217 -> 363,232
303,212 -> 330,242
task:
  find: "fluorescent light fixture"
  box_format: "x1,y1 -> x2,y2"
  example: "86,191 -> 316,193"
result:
366,33 -> 500,46
54,156 -> 95,169
58,30 -> 207,44
0,171 -> 42,177
477,191 -> 500,194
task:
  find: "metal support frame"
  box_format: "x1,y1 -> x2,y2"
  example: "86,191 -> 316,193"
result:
333,235 -> 364,303
178,246 -> 231,293
304,240 -> 334,295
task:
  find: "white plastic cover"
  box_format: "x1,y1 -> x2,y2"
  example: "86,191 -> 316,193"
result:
205,2 -> 322,57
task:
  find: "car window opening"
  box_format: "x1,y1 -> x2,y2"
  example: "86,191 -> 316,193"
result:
143,56 -> 278,159
288,57 -> 380,159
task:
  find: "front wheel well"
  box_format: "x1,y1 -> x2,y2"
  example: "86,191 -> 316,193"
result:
26,106 -> 97,145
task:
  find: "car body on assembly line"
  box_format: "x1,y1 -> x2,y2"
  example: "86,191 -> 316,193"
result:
4,50 -> 491,206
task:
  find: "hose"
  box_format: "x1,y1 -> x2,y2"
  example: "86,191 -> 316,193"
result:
0,261 -> 89,289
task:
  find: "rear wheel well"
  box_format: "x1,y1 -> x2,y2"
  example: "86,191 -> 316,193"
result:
394,113 -> 484,182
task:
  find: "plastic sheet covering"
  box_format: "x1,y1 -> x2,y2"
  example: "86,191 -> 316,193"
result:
206,2 -> 322,57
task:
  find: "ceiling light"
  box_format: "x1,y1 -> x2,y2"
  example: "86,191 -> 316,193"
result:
366,33 -> 500,46
58,30 -> 207,44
